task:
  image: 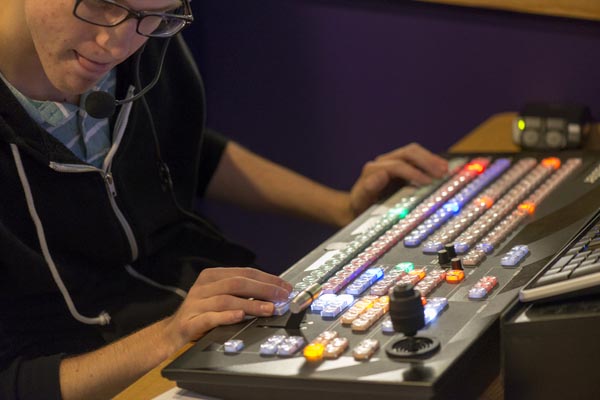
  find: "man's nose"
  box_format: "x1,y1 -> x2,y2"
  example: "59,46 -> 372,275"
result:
95,19 -> 141,59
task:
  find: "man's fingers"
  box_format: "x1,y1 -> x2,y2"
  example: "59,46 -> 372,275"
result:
197,267 -> 291,291
190,275 -> 290,303
362,158 -> 436,186
375,143 -> 448,178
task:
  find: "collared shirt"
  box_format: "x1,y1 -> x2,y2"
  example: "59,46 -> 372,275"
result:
0,71 -> 116,168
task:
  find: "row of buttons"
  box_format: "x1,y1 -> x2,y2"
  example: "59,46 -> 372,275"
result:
384,159 -> 489,252
454,158 -> 560,255
463,158 -> 581,266
405,158 -> 510,248
423,158 -> 536,254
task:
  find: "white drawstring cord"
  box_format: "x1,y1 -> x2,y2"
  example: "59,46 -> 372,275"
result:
11,144 -> 110,326
125,265 -> 187,298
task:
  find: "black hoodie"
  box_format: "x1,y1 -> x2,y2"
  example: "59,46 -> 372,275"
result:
0,35 -> 254,399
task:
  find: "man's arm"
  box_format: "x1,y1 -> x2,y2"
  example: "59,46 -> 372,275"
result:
58,268 -> 292,400
205,141 -> 448,227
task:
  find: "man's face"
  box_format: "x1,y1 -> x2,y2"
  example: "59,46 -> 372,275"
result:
23,0 -> 173,98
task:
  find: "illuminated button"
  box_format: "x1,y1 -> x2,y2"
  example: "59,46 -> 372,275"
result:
351,316 -> 371,331
353,338 -> 380,361
345,267 -> 384,295
468,276 -> 498,299
315,330 -> 339,343
477,195 -> 494,209
476,242 -> 494,254
518,202 -> 536,215
259,335 -> 286,356
223,339 -> 244,353
409,268 -> 427,280
501,245 -> 529,267
541,157 -> 561,170
466,162 -> 485,173
340,310 -> 360,324
370,271 -> 405,296
381,317 -> 394,333
454,242 -> 470,254
403,236 -> 421,247
389,206 -> 410,219
424,297 -> 448,324
462,249 -> 487,266
400,274 -> 421,286
273,291 -> 298,315
323,337 -> 349,359
277,336 -> 305,356
395,262 -> 414,273
446,269 -> 465,283
468,287 -> 488,299
423,240 -> 444,253
340,296 -> 377,324
321,294 -> 354,318
311,293 -> 337,312
443,200 -> 461,214
350,296 -> 389,332
303,343 -> 325,362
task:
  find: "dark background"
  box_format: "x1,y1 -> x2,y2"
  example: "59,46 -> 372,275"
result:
182,0 -> 600,274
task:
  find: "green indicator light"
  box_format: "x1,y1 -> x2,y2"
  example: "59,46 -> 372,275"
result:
389,206 -> 410,219
395,262 -> 414,273
517,119 -> 526,131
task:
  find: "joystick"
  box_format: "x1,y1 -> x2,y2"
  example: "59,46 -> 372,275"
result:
385,283 -> 440,359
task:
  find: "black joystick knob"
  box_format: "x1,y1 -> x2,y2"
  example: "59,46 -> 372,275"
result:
386,283 -> 441,359
437,249 -> 451,266
388,283 -> 425,337
444,243 -> 457,259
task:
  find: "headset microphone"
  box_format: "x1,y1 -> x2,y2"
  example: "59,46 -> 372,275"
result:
84,38 -> 172,119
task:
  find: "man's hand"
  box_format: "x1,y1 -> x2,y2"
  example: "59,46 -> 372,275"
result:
349,142 -> 448,219
60,267 -> 292,400
165,267 -> 293,348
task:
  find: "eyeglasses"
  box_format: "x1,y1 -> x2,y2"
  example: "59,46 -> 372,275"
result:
73,0 -> 194,38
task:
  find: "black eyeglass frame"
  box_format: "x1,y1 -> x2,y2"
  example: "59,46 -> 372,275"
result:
73,0 -> 194,38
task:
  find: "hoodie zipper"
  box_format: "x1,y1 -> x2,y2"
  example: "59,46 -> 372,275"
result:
48,86 -> 139,261
48,162 -> 139,261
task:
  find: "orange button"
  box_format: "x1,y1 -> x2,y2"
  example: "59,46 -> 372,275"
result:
409,268 -> 427,280
478,195 -> 494,209
541,157 -> 561,170
446,270 -> 465,283
518,202 -> 536,215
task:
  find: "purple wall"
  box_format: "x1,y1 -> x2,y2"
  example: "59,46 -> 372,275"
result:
183,0 -> 600,273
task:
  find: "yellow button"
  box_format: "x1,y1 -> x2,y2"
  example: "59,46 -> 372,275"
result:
303,343 -> 325,362
446,270 -> 465,283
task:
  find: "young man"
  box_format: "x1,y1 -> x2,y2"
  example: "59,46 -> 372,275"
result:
0,1 -> 448,399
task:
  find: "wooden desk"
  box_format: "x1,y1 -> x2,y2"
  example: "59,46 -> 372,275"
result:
114,112 -> 597,400
449,111 -> 600,153
449,112 -> 519,153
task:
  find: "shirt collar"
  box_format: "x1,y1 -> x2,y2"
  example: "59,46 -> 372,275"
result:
0,71 -> 116,128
